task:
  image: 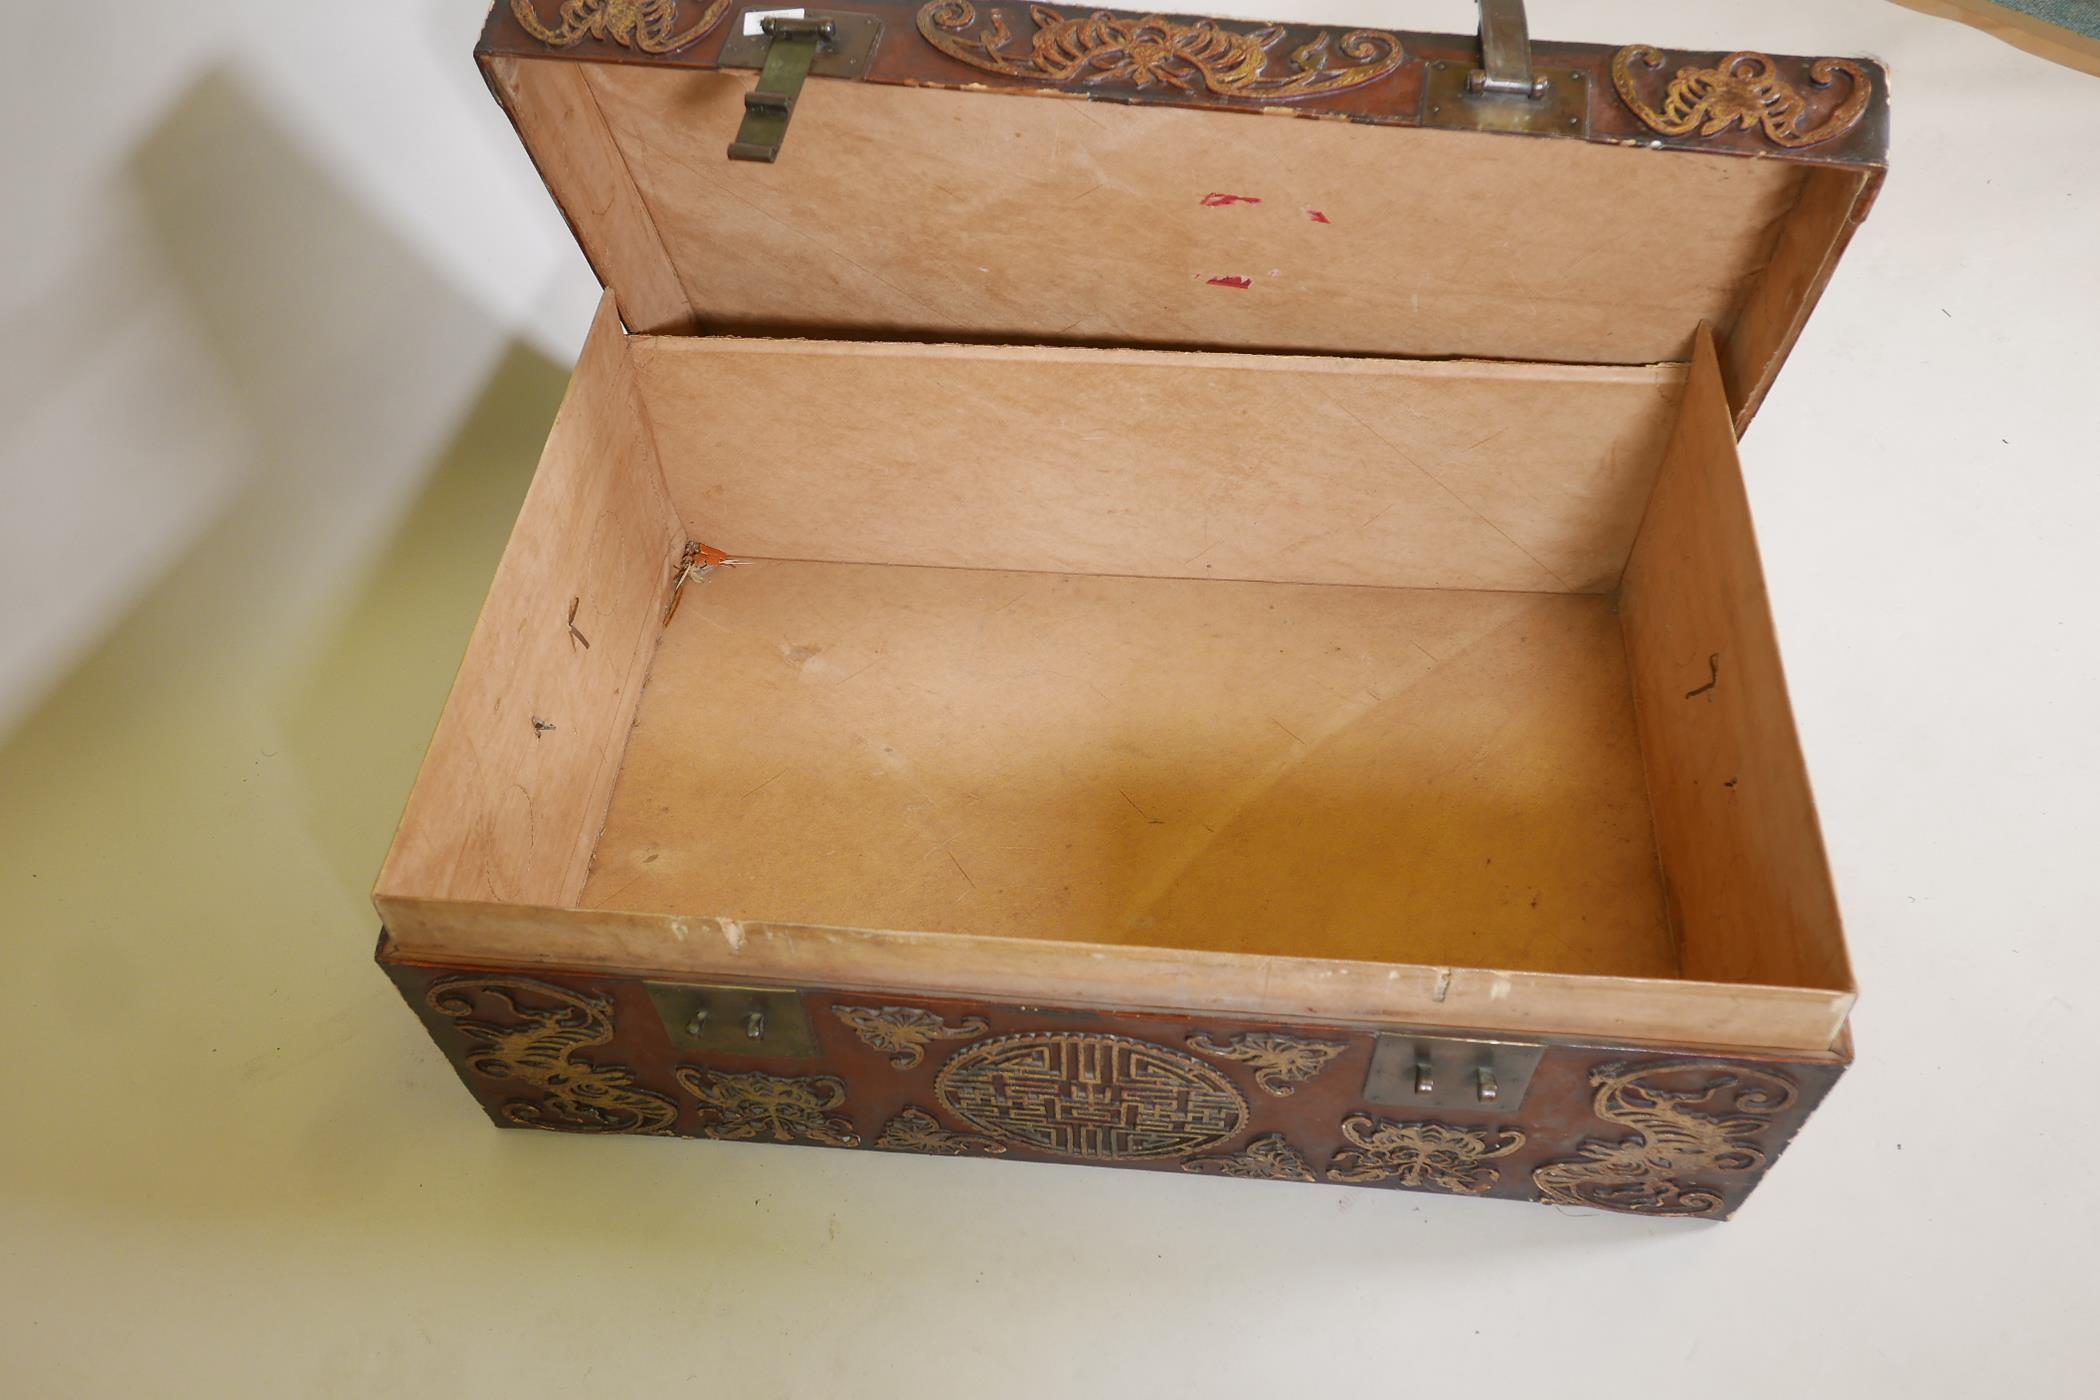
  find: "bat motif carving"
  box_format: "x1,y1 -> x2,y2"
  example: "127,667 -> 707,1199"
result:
510,0 -> 729,54
1612,47 -> 1870,149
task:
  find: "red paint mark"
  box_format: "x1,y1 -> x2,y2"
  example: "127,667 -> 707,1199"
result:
1206,275 -> 1253,290
1306,208 -> 1332,224
1200,192 -> 1263,207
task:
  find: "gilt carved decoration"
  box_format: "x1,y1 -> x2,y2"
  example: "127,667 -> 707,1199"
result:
510,0 -> 730,54
1182,1133 -> 1318,1183
875,1106 -> 1009,1155
1532,1061 -> 1797,1215
1186,1030 -> 1348,1097
832,1004 -> 989,1069
1611,46 -> 1871,149
916,3 -> 1405,100
935,1031 -> 1248,1161
426,975 -> 678,1135
1325,1114 -> 1524,1194
675,1066 -> 861,1146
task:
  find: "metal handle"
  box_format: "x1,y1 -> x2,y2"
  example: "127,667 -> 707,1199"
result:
1470,0 -> 1547,100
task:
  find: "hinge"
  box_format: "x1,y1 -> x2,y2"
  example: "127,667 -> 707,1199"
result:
1363,1031 -> 1545,1114
1473,0 -> 1543,99
1422,0 -> 1589,138
721,8 -> 883,163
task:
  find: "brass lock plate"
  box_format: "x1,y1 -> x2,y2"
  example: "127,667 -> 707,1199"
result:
645,982 -> 818,1057
1420,59 -> 1592,138
1364,1032 -> 1545,1114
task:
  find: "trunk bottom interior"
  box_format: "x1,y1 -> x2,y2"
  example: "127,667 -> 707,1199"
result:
580,559 -> 1680,980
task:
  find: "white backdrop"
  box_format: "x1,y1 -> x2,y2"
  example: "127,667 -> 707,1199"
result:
2,1 -> 2097,1395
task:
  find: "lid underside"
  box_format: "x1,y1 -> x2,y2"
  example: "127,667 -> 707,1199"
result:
482,2 -> 1886,418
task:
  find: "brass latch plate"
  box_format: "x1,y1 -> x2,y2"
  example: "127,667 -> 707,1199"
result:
644,981 -> 818,1057
721,9 -> 883,163
1421,58 -> 1591,138
1364,1032 -> 1545,1114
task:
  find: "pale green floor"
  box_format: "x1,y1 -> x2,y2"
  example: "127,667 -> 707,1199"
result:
6,339 -> 1051,1389
0,351 -> 740,1388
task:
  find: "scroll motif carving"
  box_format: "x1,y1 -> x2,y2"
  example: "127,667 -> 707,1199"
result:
1186,1030 -> 1347,1097
509,0 -> 730,54
427,975 -> 677,1135
1182,1133 -> 1317,1183
1325,1115 -> 1524,1194
875,1106 -> 1009,1156
917,3 -> 1405,100
832,1004 -> 989,1069
936,1031 -> 1249,1161
674,1067 -> 861,1146
1611,47 -> 1870,150
1532,1061 -> 1797,1216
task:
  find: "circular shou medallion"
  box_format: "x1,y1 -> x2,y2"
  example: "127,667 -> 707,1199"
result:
935,1031 -> 1250,1161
